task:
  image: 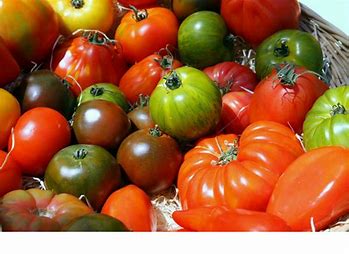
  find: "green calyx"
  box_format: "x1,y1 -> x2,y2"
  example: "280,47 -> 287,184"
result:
274,39 -> 290,58
164,71 -> 182,90
149,125 -> 162,137
71,0 -> 84,9
216,140 -> 238,166
90,87 -> 105,97
330,103 -> 347,116
88,32 -> 106,45
275,63 -> 298,87
130,5 -> 148,22
73,148 -> 88,160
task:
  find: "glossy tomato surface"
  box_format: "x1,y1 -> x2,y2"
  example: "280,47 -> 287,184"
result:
0,151 -> 22,197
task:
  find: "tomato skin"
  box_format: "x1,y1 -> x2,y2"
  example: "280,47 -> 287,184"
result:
221,0 -> 301,48
0,0 -> 59,67
44,144 -> 122,210
248,66 -> 328,134
150,66 -> 222,141
119,53 -> 182,104
117,128 -> 183,194
255,29 -> 324,80
203,62 -> 258,92
0,36 -> 20,86
118,0 -> 158,8
0,88 -> 21,150
0,188 -> 92,231
47,0 -> 115,36
52,31 -> 128,96
178,121 -> 304,211
9,107 -> 71,176
303,86 -> 349,151
172,0 -> 221,20
101,184 -> 157,231
0,151 -> 22,197
267,146 -> 349,231
115,7 -> 179,64
178,11 -> 233,69
173,206 -> 292,232
128,104 -> 155,131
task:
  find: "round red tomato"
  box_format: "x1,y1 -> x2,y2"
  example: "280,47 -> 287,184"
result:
203,61 -> 258,93
119,52 -> 182,104
9,107 -> 71,176
52,30 -> 128,96
220,0 -> 301,48
115,7 -> 179,64
248,64 -> 328,134
0,151 -> 22,197
101,184 -> 157,231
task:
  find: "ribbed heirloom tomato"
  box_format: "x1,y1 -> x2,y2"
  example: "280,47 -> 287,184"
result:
177,121 -> 304,211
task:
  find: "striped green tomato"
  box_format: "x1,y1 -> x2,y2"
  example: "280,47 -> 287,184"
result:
149,66 -> 222,141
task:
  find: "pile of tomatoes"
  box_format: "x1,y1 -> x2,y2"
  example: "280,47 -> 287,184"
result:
0,0 -> 349,232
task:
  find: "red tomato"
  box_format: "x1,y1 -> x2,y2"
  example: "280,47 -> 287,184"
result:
0,151 -> 22,197
178,121 -> 304,211
173,206 -> 292,232
203,62 -> 258,93
9,107 -> 71,176
119,52 -> 182,104
117,0 -> 158,8
248,65 -> 328,134
52,30 -> 128,96
101,184 -> 157,231
0,36 -> 20,86
267,146 -> 349,231
218,91 -> 253,134
220,0 -> 301,48
115,7 -> 179,64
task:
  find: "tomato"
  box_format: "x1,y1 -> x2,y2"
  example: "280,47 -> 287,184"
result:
78,83 -> 129,113
178,11 -> 233,69
0,151 -> 22,197
173,206 -> 292,232
9,107 -> 71,176
221,0 -> 301,48
128,95 -> 155,130
117,127 -> 183,193
0,188 -> 92,231
249,65 -> 328,134
267,146 -> 349,231
218,91 -> 253,134
45,144 -> 122,210
64,213 -> 129,231
0,0 -> 59,67
203,61 -> 258,92
177,121 -> 304,211
101,184 -> 157,231
14,70 -> 76,120
0,88 -> 21,150
149,66 -> 222,141
117,0 -> 158,8
255,29 -> 324,80
172,0 -> 221,20
72,100 -> 131,150
47,0 -> 115,36
303,86 -> 349,151
119,52 -> 182,104
52,30 -> 128,96
0,36 -> 20,86
115,7 -> 179,64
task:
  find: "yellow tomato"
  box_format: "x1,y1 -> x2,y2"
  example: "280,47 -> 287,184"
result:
0,89 -> 21,149
47,0 -> 116,36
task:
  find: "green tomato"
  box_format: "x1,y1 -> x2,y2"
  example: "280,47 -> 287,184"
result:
149,66 -> 222,141
77,83 -> 129,112
44,144 -> 122,210
172,0 -> 221,20
255,29 -> 323,80
178,11 -> 233,69
303,86 -> 349,151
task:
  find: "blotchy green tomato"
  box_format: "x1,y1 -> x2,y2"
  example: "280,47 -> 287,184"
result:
303,86 -> 349,151
172,0 -> 220,20
255,29 -> 323,80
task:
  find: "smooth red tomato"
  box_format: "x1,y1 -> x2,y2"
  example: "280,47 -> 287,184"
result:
203,61 -> 258,93
0,88 -> 21,150
0,36 -> 20,86
0,151 -> 22,197
267,146 -> 349,231
178,121 -> 304,211
52,30 -> 128,96
117,0 -> 158,8
115,7 -> 179,64
9,107 -> 71,176
173,206 -> 292,232
220,0 -> 301,48
119,52 -> 182,104
248,65 -> 328,134
101,184 -> 157,232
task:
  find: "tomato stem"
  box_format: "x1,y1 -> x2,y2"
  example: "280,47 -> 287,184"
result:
275,63 -> 298,87
331,103 -> 347,116
216,139 -> 238,165
149,125 -> 162,137
274,39 -> 290,57
130,5 -> 148,21
90,87 -> 105,97
71,0 -> 84,9
164,71 -> 182,90
73,148 -> 88,160
88,32 -> 106,45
